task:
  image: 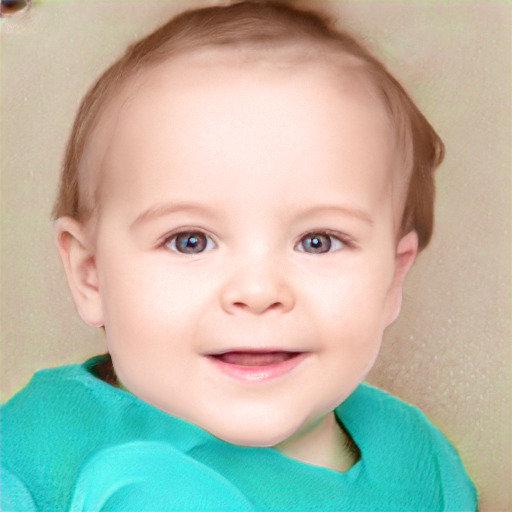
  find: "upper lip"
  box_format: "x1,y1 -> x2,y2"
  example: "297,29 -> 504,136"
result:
205,348 -> 306,356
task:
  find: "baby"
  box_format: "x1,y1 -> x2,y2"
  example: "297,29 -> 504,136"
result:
1,1 -> 476,511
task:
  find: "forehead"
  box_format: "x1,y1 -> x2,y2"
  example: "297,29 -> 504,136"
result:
81,48 -> 398,220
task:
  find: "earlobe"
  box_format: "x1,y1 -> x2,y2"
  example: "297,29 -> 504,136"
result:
54,217 -> 104,327
384,230 -> 419,326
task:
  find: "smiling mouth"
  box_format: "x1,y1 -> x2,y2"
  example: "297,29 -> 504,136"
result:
212,351 -> 301,366
206,350 -> 307,382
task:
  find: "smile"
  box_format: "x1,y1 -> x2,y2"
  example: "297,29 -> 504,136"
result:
206,351 -> 308,382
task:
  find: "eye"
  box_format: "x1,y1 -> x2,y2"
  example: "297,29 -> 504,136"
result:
164,231 -> 215,254
296,232 -> 345,254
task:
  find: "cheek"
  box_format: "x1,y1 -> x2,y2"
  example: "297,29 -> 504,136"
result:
303,263 -> 393,382
306,262 -> 392,326
97,249 -> 215,348
96,249 -> 161,349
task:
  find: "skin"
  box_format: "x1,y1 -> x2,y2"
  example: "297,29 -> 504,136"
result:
56,51 -> 418,472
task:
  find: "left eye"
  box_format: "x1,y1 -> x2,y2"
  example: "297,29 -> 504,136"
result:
164,231 -> 215,254
296,232 -> 344,254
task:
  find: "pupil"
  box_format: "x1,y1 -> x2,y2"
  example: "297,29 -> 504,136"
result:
177,233 -> 206,253
306,234 -> 331,253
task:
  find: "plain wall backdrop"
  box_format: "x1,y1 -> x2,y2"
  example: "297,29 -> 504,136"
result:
1,1 -> 510,510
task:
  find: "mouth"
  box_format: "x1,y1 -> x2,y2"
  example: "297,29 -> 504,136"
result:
206,350 -> 307,382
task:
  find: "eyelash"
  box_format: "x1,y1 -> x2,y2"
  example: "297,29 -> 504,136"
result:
163,230 -> 216,254
162,229 -> 354,255
294,231 -> 354,254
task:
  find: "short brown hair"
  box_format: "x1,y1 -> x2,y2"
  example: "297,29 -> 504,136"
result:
53,0 -> 444,251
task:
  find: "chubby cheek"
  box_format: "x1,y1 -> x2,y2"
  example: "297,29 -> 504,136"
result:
309,263 -> 391,363
312,259 -> 391,326
97,249 -> 213,375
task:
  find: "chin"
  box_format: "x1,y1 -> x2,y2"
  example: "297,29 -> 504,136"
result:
207,418 -> 299,448
216,433 -> 289,448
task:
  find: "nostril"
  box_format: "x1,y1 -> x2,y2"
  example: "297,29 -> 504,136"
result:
231,301 -> 282,313
221,280 -> 295,315
232,302 -> 283,313
0,0 -> 32,17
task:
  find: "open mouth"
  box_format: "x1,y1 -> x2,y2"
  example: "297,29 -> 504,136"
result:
212,351 -> 300,366
206,350 -> 307,382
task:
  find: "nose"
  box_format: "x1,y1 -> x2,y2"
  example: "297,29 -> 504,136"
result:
219,257 -> 295,315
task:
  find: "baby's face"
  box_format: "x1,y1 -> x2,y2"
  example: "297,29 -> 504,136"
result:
79,52 -> 415,446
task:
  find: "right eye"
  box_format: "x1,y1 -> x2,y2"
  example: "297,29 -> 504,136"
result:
164,231 -> 215,254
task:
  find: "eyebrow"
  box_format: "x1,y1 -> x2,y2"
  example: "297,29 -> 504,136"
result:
130,203 -> 217,230
300,205 -> 374,225
130,202 -> 373,230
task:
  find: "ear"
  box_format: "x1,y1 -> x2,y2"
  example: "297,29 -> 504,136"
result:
54,217 -> 104,327
384,230 -> 419,327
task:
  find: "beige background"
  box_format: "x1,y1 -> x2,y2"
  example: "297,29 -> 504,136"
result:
1,1 -> 510,510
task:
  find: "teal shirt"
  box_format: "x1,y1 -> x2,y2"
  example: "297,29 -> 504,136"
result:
1,356 -> 476,511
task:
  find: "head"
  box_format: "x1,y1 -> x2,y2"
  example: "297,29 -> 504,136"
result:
54,1 -> 444,447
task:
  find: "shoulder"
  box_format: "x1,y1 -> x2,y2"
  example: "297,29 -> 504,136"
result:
2,361 -> 92,433
338,383 -> 477,511
1,357 -> 214,511
2,357 -> 115,439
1,356 -> 156,459
341,382 -> 434,432
1,357 -> 138,511
339,382 -> 443,450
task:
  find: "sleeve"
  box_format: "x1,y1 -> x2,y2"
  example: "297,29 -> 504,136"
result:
68,441 -> 256,512
1,465 -> 38,512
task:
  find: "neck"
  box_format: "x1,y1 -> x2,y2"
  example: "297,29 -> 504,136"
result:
274,411 -> 359,472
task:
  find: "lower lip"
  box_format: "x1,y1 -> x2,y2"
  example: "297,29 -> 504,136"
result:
206,353 -> 308,382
